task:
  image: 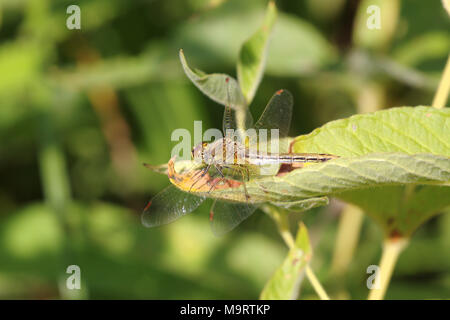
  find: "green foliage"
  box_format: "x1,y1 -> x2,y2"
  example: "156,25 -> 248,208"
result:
292,106 -> 450,236
237,1 -> 277,104
172,0 -> 335,76
201,107 -> 450,238
292,107 -> 449,156
265,11 -> 336,76
0,0 -> 449,300
176,0 -> 450,299
260,223 -> 311,299
179,49 -> 246,109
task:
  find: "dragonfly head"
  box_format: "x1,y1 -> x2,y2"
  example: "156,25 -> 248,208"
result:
191,141 -> 209,161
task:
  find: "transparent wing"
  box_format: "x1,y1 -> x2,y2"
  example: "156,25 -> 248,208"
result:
253,89 -> 293,153
254,89 -> 293,136
142,185 -> 205,228
223,105 -> 254,133
209,200 -> 258,236
222,77 -> 253,137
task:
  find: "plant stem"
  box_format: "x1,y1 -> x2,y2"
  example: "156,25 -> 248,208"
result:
38,104 -> 88,299
266,206 -> 331,300
432,54 -> 450,109
330,204 -> 364,276
367,238 -> 408,300
305,266 -> 330,300
277,212 -> 295,249
38,110 -> 74,299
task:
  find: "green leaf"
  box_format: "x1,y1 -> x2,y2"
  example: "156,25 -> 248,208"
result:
392,32 -> 450,68
0,204 -> 64,259
292,106 -> 449,156
209,152 -> 449,199
204,107 -> 450,236
260,222 -> 311,300
271,197 -> 329,212
266,12 -> 336,76
237,1 -> 277,104
164,106 -> 449,236
0,41 -> 44,97
179,49 -> 246,110
338,185 -> 450,238
292,106 -> 450,236
173,2 -> 334,77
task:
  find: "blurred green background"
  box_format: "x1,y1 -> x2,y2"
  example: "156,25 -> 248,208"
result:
0,0 -> 449,299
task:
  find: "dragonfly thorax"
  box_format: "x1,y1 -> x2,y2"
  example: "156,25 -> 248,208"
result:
191,138 -> 246,165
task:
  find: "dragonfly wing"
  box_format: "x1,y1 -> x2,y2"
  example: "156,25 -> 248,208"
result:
223,105 -> 254,135
142,185 -> 205,228
222,77 -> 253,135
209,200 -> 258,236
253,89 -> 293,153
254,89 -> 293,136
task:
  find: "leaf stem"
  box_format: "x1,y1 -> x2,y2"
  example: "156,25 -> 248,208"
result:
38,109 -> 78,299
305,266 -> 330,300
330,204 -> 364,276
266,206 -> 331,300
277,212 -> 295,249
367,238 -> 408,300
432,54 -> 450,109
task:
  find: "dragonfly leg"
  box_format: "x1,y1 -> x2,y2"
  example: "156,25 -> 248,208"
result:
189,164 -> 211,192
193,163 -> 211,179
196,163 -> 224,191
213,164 -> 225,178
209,199 -> 218,222
192,167 -> 205,179
207,165 -> 225,193
202,164 -> 212,176
237,166 -> 250,202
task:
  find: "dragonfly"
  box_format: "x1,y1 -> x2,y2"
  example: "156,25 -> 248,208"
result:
142,78 -> 339,235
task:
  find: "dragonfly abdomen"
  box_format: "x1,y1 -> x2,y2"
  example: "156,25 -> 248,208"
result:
246,152 -> 338,164
280,153 -> 338,163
